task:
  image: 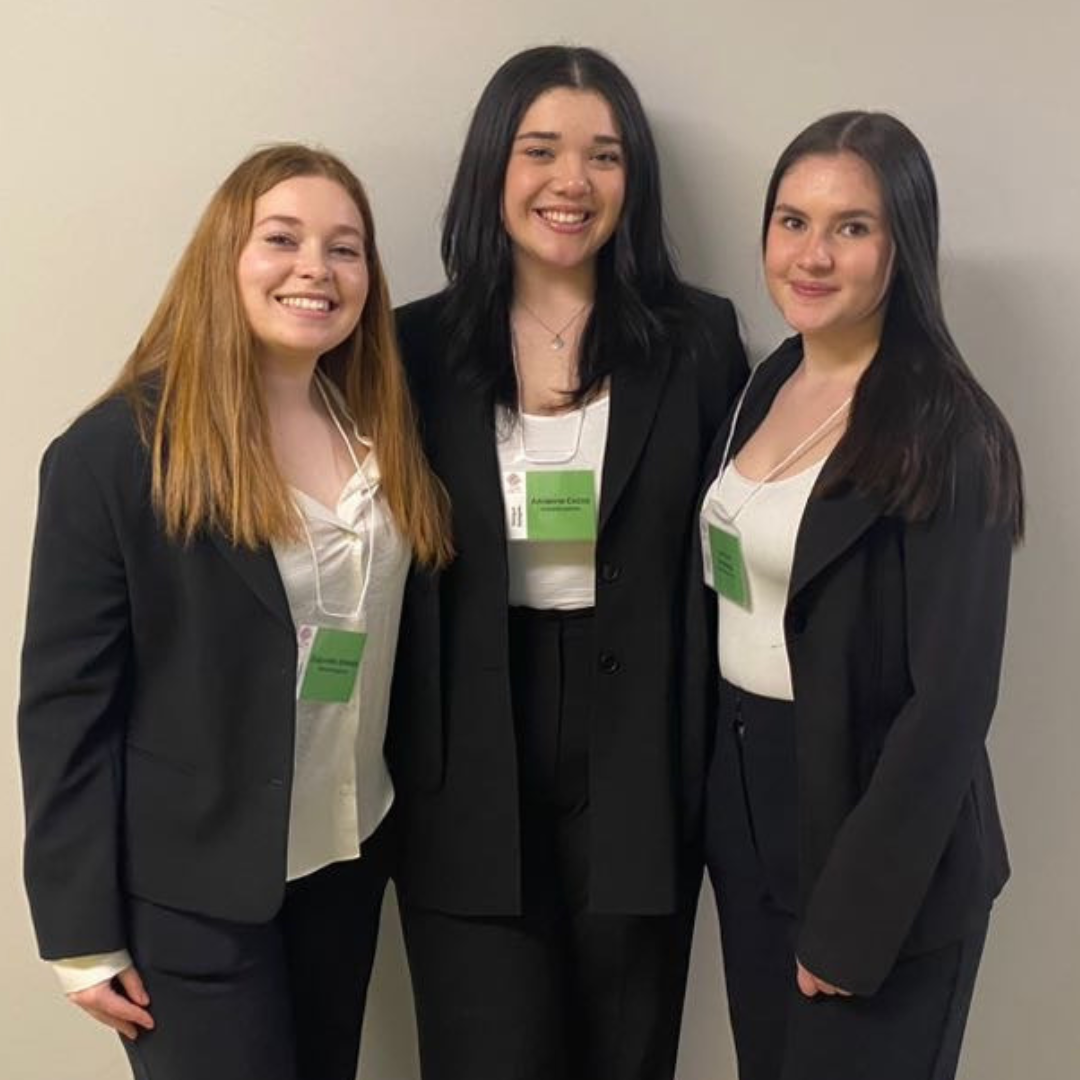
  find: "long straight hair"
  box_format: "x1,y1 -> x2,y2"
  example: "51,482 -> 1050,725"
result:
111,144 -> 452,566
763,112 -> 1024,539
440,45 -> 685,408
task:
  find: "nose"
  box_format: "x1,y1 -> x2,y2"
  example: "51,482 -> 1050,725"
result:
552,157 -> 591,197
297,241 -> 331,280
796,230 -> 833,271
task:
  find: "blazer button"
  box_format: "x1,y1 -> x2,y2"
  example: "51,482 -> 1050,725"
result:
268,777 -> 285,788
599,562 -> 621,583
599,652 -> 621,675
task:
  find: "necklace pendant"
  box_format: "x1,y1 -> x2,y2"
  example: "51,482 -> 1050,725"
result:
551,334 -> 565,351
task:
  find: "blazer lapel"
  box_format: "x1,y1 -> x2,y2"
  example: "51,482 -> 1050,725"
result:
701,337 -> 885,601
789,477 -> 883,601
447,375 -> 508,548
209,535 -> 293,630
599,339 -> 672,531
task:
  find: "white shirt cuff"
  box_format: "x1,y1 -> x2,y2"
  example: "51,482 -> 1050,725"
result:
51,950 -> 133,994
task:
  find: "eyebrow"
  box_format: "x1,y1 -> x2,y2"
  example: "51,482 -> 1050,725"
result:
774,202 -> 880,220
514,131 -> 622,145
254,214 -> 364,237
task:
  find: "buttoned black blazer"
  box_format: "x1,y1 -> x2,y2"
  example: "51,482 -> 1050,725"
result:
19,393 -> 299,960
699,337 -> 1012,995
388,288 -> 747,916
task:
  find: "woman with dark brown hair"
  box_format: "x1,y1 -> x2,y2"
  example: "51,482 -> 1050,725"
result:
700,111 -> 1023,1080
18,143 -> 451,1080
390,45 -> 747,1080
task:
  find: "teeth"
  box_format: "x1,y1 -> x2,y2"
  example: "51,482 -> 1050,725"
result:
279,296 -> 331,312
540,210 -> 588,225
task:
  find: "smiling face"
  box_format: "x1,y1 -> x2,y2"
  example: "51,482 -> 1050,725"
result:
502,87 -> 626,277
237,175 -> 369,366
765,151 -> 895,345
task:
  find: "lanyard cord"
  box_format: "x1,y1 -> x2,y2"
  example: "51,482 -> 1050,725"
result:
714,365 -> 851,525
295,373 -> 376,621
510,329 -> 588,465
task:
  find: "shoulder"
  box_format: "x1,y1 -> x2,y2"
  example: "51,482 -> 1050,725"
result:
41,392 -> 147,496
660,285 -> 744,377
394,291 -> 449,349
664,285 -> 739,341
394,291 -> 451,390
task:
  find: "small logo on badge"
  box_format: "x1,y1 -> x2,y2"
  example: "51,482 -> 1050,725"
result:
507,472 -> 523,491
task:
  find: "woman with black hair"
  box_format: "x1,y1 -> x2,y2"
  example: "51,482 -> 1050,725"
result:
699,112 -> 1023,1080
390,45 -> 747,1080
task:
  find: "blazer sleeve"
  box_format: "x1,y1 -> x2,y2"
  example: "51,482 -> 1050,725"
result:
796,439 -> 1014,995
19,432 -> 132,960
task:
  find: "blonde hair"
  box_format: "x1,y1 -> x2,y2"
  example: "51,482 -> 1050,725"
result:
111,144 -> 452,567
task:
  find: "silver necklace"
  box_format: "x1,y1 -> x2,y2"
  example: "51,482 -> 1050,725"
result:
516,300 -> 590,351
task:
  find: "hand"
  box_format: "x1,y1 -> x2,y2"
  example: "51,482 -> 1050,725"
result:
68,965 -> 154,1040
796,959 -> 852,999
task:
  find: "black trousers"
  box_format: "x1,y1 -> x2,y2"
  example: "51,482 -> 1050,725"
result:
706,680 -> 987,1080
121,819 -> 392,1080
401,607 -> 696,1080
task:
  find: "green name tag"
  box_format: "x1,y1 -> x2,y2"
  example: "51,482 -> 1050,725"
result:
522,470 -> 597,542
298,626 -> 367,703
708,523 -> 750,609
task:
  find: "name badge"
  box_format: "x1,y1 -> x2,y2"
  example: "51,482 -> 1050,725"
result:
503,469 -> 597,542
702,520 -> 751,610
296,624 -> 367,703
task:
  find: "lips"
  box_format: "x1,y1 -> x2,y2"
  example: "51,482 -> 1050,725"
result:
535,208 -> 593,231
789,281 -> 838,299
276,294 -> 336,313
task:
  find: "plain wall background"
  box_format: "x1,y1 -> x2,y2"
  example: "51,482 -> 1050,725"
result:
2,2 -> 1077,1077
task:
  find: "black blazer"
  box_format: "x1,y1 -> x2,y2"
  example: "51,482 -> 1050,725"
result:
19,394 -> 299,960
388,288 -> 748,917
700,338 -> 1012,995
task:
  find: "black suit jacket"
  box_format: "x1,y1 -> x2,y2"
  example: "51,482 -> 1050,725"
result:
19,394 -> 299,960
700,338 -> 1012,995
388,288 -> 748,916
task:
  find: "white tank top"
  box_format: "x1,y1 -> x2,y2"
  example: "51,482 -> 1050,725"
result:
496,395 -> 610,610
702,458 -> 824,700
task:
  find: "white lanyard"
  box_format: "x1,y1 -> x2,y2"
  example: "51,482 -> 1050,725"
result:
712,367 -> 850,525
296,374 -> 377,621
510,329 -> 587,465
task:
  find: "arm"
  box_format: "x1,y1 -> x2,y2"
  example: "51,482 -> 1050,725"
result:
19,432 -> 132,960
796,441 -> 1013,995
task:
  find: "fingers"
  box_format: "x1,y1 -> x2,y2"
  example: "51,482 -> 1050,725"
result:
116,966 -> 151,1008
69,969 -> 154,1040
796,960 -> 853,998
796,961 -> 819,998
81,1003 -> 139,1041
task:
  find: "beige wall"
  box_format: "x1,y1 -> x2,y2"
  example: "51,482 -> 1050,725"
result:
2,2 -> 1077,1077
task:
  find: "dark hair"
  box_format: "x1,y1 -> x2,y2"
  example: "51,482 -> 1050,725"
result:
763,111 -> 1024,539
440,45 -> 683,407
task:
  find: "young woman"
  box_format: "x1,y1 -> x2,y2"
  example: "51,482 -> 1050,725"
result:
699,112 -> 1023,1080
18,144 -> 451,1080
389,45 -> 747,1080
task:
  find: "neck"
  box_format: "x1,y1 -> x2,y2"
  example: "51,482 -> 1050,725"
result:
800,315 -> 884,386
512,254 -> 596,314
258,350 -> 322,416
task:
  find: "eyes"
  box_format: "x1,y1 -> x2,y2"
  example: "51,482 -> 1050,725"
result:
774,214 -> 875,239
261,232 -> 364,261
518,144 -> 623,168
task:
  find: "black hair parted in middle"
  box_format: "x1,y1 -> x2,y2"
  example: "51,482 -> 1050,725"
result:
763,110 -> 1024,539
439,44 -> 685,408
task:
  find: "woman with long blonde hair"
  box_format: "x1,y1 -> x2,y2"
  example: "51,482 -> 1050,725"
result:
19,144 -> 450,1080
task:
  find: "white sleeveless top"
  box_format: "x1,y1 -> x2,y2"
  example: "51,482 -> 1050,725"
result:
496,396 -> 610,610
702,458 -> 824,700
